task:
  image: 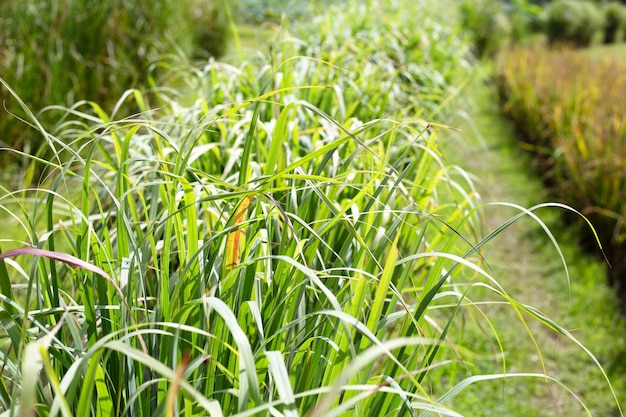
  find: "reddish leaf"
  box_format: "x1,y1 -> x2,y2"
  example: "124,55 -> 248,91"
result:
0,247 -> 112,281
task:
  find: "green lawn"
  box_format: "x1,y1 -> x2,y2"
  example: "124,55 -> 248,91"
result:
583,41 -> 626,61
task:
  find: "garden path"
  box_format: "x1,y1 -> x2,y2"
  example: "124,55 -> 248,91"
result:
438,64 -> 626,415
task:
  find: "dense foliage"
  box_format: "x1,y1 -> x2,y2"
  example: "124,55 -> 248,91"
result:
0,0 -> 622,415
603,1 -> 626,43
457,0 -> 626,58
459,0 -> 511,58
544,0 -> 604,47
0,0 -> 229,161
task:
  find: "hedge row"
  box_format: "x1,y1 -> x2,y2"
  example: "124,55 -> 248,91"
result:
496,46 -> 626,298
458,0 -> 626,58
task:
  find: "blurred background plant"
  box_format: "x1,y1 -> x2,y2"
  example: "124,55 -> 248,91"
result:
233,0 -> 316,24
0,0 -> 229,172
458,0 -> 511,58
507,0 -> 545,43
545,0 -> 605,47
603,1 -> 626,44
458,0 -> 626,58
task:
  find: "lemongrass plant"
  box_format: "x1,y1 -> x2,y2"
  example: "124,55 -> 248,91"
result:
0,0 -> 621,416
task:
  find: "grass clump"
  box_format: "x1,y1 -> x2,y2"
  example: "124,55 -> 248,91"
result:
0,0 -> 622,415
496,46 -> 626,302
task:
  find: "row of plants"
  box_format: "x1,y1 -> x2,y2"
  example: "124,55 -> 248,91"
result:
0,0 -> 621,416
495,46 -> 626,301
0,0 -> 476,414
459,0 -> 626,58
0,0 -> 229,169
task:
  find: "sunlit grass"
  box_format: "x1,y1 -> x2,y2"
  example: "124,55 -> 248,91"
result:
0,0 -> 621,415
